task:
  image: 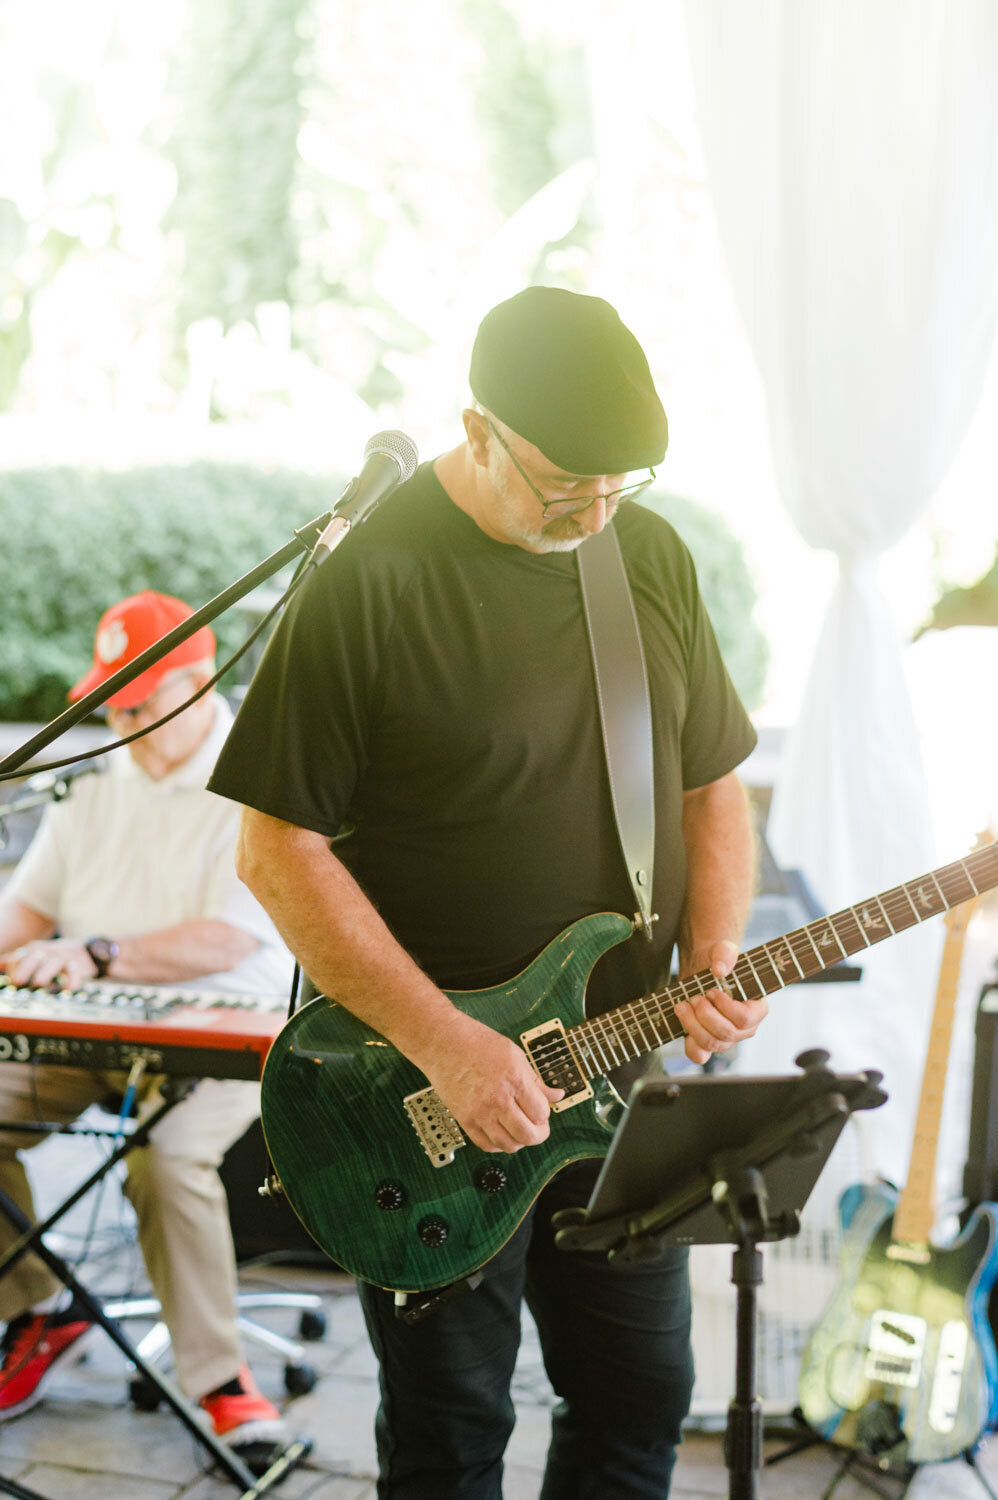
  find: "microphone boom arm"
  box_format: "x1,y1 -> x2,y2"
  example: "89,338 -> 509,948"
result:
0,515 -> 331,782
0,429 -> 418,782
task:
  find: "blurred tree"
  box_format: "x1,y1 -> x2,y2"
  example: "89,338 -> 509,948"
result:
460,0 -> 567,215
0,64 -> 104,409
641,490 -> 769,710
166,0 -> 310,339
287,0 -> 490,415
458,0 -> 595,275
2,0 -> 601,427
0,201 -> 37,410
914,547 -> 998,638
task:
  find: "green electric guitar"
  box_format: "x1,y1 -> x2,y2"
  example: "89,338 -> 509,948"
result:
261,842 -> 998,1293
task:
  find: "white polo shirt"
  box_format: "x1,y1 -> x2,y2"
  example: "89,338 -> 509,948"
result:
7,696 -> 291,996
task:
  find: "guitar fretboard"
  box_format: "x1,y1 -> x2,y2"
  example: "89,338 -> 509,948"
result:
892,901 -> 974,1248
562,843 -> 998,1080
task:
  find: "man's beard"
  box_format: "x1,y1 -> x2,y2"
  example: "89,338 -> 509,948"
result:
512,507 -> 620,553
533,515 -> 590,551
488,458 -> 616,552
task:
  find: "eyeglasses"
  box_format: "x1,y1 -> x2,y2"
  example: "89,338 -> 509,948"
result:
486,419 -> 655,519
105,670 -> 195,724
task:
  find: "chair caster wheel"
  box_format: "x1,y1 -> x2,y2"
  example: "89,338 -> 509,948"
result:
284,1362 -> 317,1396
130,1373 -> 162,1411
298,1308 -> 326,1341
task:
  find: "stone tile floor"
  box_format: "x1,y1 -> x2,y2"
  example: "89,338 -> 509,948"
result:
2,1232 -> 998,1499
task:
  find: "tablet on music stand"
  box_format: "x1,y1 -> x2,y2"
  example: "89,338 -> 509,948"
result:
583,1068 -> 851,1249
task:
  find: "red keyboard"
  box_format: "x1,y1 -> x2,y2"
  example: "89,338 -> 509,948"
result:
0,978 -> 290,1080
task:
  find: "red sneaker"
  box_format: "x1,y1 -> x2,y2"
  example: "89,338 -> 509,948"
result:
199,1364 -> 288,1448
0,1311 -> 94,1420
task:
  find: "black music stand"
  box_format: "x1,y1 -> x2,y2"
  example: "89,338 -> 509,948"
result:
552,1050 -> 888,1500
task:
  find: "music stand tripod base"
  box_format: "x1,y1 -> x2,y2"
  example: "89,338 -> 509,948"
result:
552,1049 -> 888,1500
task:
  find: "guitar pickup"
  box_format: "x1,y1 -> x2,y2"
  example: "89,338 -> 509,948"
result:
864,1308 -> 926,1389
403,1086 -> 467,1167
886,1242 -> 932,1265
520,1020 -> 593,1113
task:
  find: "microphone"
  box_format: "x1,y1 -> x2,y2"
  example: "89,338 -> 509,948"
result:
310,431 -> 418,566
0,760 -> 101,819
25,760 -> 101,797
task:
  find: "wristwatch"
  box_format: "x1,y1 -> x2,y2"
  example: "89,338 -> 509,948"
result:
84,936 -> 120,979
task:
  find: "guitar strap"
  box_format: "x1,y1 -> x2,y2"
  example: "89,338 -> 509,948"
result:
576,524 -> 657,941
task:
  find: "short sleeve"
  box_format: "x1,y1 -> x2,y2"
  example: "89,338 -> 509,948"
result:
5,805 -> 67,921
209,528 -> 411,837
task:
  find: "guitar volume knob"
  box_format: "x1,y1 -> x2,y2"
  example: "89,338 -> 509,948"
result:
476,1164 -> 508,1194
374,1182 -> 405,1212
417,1216 -> 449,1248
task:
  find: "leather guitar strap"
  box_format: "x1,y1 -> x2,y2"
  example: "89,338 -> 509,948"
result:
576,524 -> 657,941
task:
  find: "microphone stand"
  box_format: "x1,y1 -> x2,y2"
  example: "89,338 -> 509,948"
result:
0,777 -> 83,854
0,773 -> 93,818
0,513 -> 332,781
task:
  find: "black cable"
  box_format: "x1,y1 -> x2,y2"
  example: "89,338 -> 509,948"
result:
0,556 -> 311,785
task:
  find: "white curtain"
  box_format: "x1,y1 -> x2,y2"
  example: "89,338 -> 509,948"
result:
683,1 -> 998,1184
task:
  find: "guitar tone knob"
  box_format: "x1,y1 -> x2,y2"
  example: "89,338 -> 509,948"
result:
374,1182 -> 405,1212
417,1216 -> 449,1248
476,1164 -> 508,1194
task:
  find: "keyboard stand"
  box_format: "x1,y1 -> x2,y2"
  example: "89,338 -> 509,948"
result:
0,1078 -> 310,1499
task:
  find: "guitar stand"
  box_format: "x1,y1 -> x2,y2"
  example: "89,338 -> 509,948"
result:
552,1049 -> 888,1500
765,1406 -> 998,1499
0,1078 -> 311,1500
765,1407 -> 916,1498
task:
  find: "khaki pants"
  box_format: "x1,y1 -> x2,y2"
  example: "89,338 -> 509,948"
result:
0,1062 -> 262,1400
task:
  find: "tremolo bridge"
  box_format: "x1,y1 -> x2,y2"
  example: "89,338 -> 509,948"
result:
402,1088 -> 466,1168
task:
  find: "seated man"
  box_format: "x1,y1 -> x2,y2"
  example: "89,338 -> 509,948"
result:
0,590 -> 293,1459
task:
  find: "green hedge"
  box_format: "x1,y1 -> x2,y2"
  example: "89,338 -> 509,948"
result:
643,489 -> 769,711
0,465 -> 768,720
0,463 -> 339,721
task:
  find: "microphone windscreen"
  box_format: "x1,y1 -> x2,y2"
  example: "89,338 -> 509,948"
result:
364,430 -> 418,485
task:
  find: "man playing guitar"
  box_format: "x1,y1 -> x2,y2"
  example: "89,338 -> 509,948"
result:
210,287 -> 767,1498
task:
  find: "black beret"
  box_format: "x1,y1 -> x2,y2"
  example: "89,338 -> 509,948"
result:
469,286 -> 668,475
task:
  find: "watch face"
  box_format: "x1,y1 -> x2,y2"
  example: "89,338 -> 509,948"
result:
86,938 -> 118,975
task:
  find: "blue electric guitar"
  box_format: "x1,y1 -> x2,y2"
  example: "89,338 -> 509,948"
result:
799,846 -> 998,1464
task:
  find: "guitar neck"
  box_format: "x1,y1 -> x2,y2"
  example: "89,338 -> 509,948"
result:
892,915 -> 970,1247
564,842 -> 998,1081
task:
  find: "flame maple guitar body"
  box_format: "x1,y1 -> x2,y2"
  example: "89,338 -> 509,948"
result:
798,1182 -> 998,1463
260,913 -> 632,1292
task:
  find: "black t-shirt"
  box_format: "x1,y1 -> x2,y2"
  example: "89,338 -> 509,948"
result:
209,464 -> 756,1013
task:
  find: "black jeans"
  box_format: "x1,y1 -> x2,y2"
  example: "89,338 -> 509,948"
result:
358,1162 -> 694,1500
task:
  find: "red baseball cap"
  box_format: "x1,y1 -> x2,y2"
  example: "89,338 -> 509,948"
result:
68,591 -> 217,709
